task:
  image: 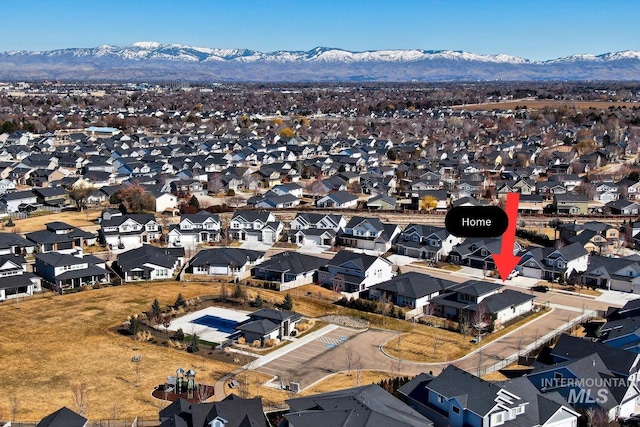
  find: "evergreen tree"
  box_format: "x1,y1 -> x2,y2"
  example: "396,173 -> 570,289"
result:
282,293 -> 294,311
151,298 -> 162,317
174,293 -> 186,309
188,195 -> 200,208
254,294 -> 264,307
234,283 -> 244,299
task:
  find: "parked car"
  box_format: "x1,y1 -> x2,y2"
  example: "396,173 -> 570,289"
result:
531,285 -> 549,293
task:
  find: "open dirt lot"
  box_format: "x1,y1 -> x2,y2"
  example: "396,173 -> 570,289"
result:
3,209 -> 102,233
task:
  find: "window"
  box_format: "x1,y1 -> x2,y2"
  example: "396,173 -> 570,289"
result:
491,412 -> 505,426
515,406 -> 525,415
452,406 -> 460,414
437,394 -> 444,404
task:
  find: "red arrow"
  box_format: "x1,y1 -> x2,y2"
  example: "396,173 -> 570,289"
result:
492,192 -> 521,282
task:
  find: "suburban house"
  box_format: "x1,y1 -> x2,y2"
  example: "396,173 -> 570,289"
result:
429,280 -> 535,328
449,237 -> 526,272
114,244 -> 184,282
316,190 -> 359,209
0,232 -> 36,255
550,334 -> 640,385
235,308 -> 302,345
229,210 -> 283,244
34,252 -> 110,291
36,406 -> 88,427
187,247 -> 265,280
32,186 -> 71,208
167,211 -> 221,249
581,255 -> 640,293
317,250 -> 395,298
368,272 -> 457,318
607,199 -> 640,215
290,227 -> 337,247
398,366 -> 579,427
100,213 -> 162,250
249,192 -> 301,209
553,194 -> 589,215
365,193 -> 398,210
518,242 -> 589,281
0,254 -> 42,302
25,221 -> 96,255
252,251 -> 327,291
286,384 -> 433,427
0,189 -> 38,212
159,395 -> 267,427
337,216 -> 401,254
598,316 -> 640,352
396,224 -> 463,261
289,212 -> 346,231
527,353 -> 640,420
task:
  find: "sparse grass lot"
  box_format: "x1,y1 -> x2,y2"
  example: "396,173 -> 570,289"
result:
383,308 -> 550,363
0,281 -> 239,421
2,209 -> 101,233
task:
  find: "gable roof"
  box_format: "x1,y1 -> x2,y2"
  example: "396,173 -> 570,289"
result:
188,248 -> 264,268
328,250 -> 390,271
116,244 -> 183,272
256,251 -> 327,274
285,384 -> 432,427
36,406 -> 87,427
369,272 -> 457,299
551,334 -> 638,377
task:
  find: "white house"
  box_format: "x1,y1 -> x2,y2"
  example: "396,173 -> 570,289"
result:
0,255 -> 42,301
318,250 -> 395,299
229,210 -> 283,244
167,211 -> 221,250
316,190 -> 359,209
100,214 -> 162,250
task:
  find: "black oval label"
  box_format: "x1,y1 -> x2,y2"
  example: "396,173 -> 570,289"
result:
445,206 -> 509,238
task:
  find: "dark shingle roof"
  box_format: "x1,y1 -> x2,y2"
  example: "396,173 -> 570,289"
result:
36,406 -> 87,427
369,272 -> 457,299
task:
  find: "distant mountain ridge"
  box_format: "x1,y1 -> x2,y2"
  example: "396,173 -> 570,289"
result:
1,42 -> 640,81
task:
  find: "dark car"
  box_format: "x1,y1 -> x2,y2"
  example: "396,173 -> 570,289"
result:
531,285 -> 549,293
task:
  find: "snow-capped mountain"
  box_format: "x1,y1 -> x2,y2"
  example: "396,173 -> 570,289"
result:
1,42 -> 639,81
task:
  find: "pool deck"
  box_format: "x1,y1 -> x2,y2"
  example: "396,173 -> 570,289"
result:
161,306 -> 252,343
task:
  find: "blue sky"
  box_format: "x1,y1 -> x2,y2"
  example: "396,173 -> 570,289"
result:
3,0 -> 639,60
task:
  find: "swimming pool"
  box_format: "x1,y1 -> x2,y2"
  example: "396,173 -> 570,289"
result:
191,315 -> 239,334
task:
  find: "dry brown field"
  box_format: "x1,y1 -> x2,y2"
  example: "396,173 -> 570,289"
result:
451,99 -> 639,111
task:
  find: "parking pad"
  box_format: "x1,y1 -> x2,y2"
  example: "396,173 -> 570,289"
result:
255,326 -> 360,388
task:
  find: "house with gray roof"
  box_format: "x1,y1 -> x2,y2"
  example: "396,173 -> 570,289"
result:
34,252 -> 109,291
399,367 -> 578,427
167,211 -> 221,249
316,190 -> 359,209
369,272 -> 457,318
517,242 -> 589,281
0,254 -> 42,302
114,244 -> 184,282
317,250 -> 395,298
100,213 -> 162,250
159,394 -> 267,427
397,224 -> 462,262
235,307 -> 302,346
36,406 -> 88,427
429,280 -> 535,328
187,247 -> 265,280
253,251 -> 327,291
286,384 -> 433,427
229,210 -> 283,244
26,221 -> 96,255
338,216 -> 401,254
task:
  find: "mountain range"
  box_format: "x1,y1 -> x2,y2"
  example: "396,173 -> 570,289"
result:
1,42 -> 640,82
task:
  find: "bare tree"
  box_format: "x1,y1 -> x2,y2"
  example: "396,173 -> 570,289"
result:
208,173 -> 224,194
354,353 -> 363,386
344,344 -> 354,376
11,396 -> 18,423
471,303 -> 490,343
194,384 -> 215,403
377,292 -> 393,325
459,312 -> 472,339
71,383 -> 90,417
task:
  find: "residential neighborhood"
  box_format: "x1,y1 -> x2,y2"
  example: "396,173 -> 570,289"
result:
3,81 -> 640,426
